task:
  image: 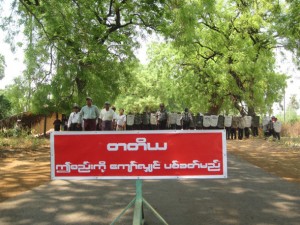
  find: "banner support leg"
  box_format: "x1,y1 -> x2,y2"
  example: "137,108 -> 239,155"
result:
132,179 -> 144,225
111,180 -> 168,225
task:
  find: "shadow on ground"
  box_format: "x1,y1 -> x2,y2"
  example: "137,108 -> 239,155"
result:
0,154 -> 299,225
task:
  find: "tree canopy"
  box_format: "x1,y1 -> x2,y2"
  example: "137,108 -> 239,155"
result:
0,0 -> 298,117
0,93 -> 11,119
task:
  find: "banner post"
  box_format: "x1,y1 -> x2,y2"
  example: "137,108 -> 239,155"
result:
132,179 -> 144,224
111,179 -> 168,225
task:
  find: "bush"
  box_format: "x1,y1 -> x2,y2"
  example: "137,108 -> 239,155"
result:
281,121 -> 300,137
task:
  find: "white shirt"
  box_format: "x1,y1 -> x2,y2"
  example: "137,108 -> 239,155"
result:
116,114 -> 126,126
100,108 -> 117,121
68,112 -> 80,127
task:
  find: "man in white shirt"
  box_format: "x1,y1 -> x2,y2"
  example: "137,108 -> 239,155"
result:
99,102 -> 116,131
116,108 -> 126,131
68,104 -> 81,131
77,97 -> 100,131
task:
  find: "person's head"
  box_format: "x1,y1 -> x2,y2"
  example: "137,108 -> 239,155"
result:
104,101 -> 110,110
73,104 -> 79,112
86,97 -> 92,106
159,103 -> 165,110
112,106 -> 116,111
184,108 -> 189,112
119,108 -> 124,115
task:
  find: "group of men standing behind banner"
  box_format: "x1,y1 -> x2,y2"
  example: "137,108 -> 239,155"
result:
66,99 -> 170,132
62,97 -> 281,140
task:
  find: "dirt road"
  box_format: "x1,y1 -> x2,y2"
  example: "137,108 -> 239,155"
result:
0,137 -> 299,202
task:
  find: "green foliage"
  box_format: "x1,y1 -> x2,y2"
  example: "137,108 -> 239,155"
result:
288,94 -> 300,110
286,95 -> 300,123
276,94 -> 300,124
0,0 -> 296,116
1,0 -> 168,114
276,0 -> 300,61
149,0 -> 288,115
0,133 -> 48,150
0,94 -> 11,119
3,77 -> 29,114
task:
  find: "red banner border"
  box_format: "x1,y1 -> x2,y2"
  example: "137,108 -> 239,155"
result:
50,130 -> 227,180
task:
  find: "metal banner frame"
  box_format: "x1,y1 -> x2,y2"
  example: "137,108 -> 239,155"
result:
111,180 -> 168,225
50,130 -> 227,180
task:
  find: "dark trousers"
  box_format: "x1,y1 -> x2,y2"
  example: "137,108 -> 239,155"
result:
230,128 -> 237,139
126,125 -> 133,130
54,125 -> 60,131
273,132 -> 280,140
141,124 -> 150,130
149,125 -> 157,130
252,127 -> 258,137
169,124 -> 177,130
158,120 -> 167,130
182,121 -> 190,130
225,127 -> 231,139
102,121 -> 113,131
244,127 -> 250,138
238,128 -> 244,140
84,119 -> 97,131
70,123 -> 81,131
133,124 -> 142,130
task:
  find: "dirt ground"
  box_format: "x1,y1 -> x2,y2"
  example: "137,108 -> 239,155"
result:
0,137 -> 299,203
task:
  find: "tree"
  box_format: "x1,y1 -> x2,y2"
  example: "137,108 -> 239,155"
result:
3,77 -> 29,114
0,0 -> 293,116
151,0 -> 287,115
286,94 -> 300,123
276,0 -> 300,62
0,94 -> 11,119
1,0 -> 169,113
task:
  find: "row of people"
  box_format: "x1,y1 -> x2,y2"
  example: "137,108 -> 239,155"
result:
60,97 -> 281,140
66,99 -> 170,131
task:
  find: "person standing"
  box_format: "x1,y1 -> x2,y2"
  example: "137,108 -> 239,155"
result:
180,108 -> 193,130
150,112 -> 157,130
273,117 -> 281,140
244,115 -> 252,138
231,116 -> 238,140
141,111 -> 151,130
78,97 -> 100,131
53,115 -> 62,131
61,115 -> 68,131
67,104 -> 81,131
126,112 -> 135,130
251,115 -> 260,137
156,103 -> 168,130
99,102 -> 116,131
265,116 -> 275,139
133,113 -> 142,130
224,115 -> 232,140
111,106 -> 118,130
116,108 -> 126,131
237,116 -> 244,140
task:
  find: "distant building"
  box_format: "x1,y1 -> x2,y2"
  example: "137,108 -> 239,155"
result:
0,112 -> 65,136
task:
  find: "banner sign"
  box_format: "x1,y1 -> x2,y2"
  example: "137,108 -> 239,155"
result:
51,130 -> 227,180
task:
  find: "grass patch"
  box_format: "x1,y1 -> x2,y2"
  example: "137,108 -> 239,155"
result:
0,136 -> 49,151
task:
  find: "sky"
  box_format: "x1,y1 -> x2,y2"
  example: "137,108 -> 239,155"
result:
0,0 -> 300,115
0,0 -> 25,89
